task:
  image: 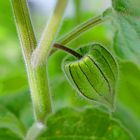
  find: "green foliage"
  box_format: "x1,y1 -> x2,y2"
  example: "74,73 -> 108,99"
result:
109,0 -> 140,66
112,0 -> 140,16
113,61 -> 140,140
63,44 -> 118,110
0,128 -> 20,140
0,91 -> 31,117
0,0 -> 28,95
0,0 -> 140,139
0,71 -> 28,95
0,91 -> 33,139
0,0 -> 16,41
114,104 -> 140,140
117,62 -> 140,122
0,106 -> 26,139
39,107 -> 132,140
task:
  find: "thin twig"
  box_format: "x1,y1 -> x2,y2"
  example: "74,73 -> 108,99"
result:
54,43 -> 82,59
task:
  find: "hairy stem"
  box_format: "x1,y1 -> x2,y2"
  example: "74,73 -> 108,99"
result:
59,15 -> 103,45
32,0 -> 68,68
11,0 -> 52,122
11,0 -> 36,59
25,122 -> 45,140
51,15 -> 104,55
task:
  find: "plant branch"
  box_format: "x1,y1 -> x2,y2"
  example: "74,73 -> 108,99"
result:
32,0 -> 68,68
11,0 -> 36,61
59,15 -> 103,45
11,0 -> 52,122
51,15 -> 104,55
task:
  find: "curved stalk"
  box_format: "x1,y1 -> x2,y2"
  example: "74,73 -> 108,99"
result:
59,15 -> 103,45
32,0 -> 68,68
51,15 -> 104,55
54,43 -> 82,59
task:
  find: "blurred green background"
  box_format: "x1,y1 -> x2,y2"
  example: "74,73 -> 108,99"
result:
0,0 -> 140,137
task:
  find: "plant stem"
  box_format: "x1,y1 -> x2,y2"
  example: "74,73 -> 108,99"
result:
25,122 -> 45,140
54,43 -> 82,59
11,0 -> 36,59
51,15 -> 104,55
11,0 -> 52,122
59,15 -> 103,45
32,0 -> 68,68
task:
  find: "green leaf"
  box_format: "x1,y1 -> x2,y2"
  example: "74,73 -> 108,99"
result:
112,0 -> 140,16
0,91 -> 30,116
107,61 -> 140,139
0,91 -> 34,128
0,1 -> 16,42
0,75 -> 28,96
0,106 -> 26,139
114,103 -> 140,140
63,44 -> 118,110
109,0 -> 140,66
117,62 -> 140,121
0,128 -> 20,140
39,107 -> 133,140
113,14 -> 140,65
115,61 -> 140,135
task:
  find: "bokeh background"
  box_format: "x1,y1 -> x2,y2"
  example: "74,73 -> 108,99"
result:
0,0 -> 140,135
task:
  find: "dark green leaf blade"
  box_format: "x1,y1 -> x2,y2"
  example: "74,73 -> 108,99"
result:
39,108 -> 133,140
